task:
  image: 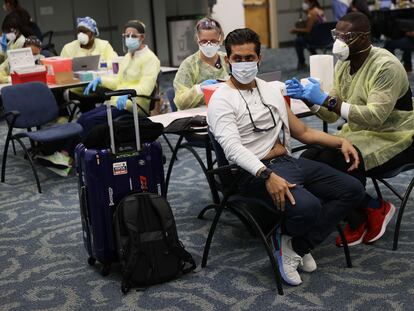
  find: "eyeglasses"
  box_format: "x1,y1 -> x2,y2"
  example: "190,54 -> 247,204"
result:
237,87 -> 277,133
331,29 -> 370,42
198,38 -> 220,46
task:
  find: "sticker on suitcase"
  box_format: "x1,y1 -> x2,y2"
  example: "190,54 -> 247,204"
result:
113,162 -> 128,175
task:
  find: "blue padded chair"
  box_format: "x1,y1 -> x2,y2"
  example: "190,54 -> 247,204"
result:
367,164 -> 414,250
202,132 -> 352,294
1,82 -> 83,193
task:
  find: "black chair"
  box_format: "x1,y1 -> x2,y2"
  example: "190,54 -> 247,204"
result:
202,132 -> 352,294
1,82 -> 83,193
163,87 -> 219,204
307,21 -> 337,53
367,164 -> 414,250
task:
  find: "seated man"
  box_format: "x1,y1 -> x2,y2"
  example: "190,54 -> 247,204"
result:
79,19 -> 160,138
207,28 -> 365,286
61,16 -> 118,112
286,12 -> 414,246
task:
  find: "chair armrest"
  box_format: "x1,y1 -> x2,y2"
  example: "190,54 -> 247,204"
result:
206,164 -> 239,177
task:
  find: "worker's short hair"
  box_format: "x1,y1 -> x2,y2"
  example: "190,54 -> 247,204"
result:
124,20 -> 145,34
339,12 -> 371,32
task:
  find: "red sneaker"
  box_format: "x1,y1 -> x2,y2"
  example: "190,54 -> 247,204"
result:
363,200 -> 396,244
336,222 -> 367,247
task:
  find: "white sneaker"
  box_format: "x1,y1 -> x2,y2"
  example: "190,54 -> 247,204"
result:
272,231 -> 302,286
299,253 -> 317,273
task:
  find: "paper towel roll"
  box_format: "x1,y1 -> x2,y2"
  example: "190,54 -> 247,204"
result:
310,55 -> 334,93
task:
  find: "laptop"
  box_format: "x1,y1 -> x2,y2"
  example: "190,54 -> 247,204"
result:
72,55 -> 100,71
257,70 -> 282,82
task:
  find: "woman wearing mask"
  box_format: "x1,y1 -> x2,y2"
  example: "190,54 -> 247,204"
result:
290,0 -> 326,69
173,17 -> 228,110
78,19 -> 160,138
0,35 -> 43,83
0,12 -> 25,63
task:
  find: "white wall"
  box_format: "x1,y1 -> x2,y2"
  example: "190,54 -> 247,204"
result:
211,0 -> 245,37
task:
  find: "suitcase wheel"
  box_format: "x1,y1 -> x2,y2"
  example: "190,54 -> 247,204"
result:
88,256 -> 96,266
101,264 -> 111,276
87,256 -> 96,266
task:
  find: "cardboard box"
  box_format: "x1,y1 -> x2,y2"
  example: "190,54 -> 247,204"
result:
55,71 -> 80,85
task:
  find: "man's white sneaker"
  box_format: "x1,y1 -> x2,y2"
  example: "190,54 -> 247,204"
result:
299,253 -> 317,273
272,231 -> 302,286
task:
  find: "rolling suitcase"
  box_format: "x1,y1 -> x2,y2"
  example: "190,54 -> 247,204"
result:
75,89 -> 165,275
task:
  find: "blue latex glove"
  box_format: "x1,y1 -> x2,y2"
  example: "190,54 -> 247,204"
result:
1,34 -> 7,52
83,77 -> 102,95
285,77 -> 304,99
302,77 -> 328,106
116,95 -> 128,110
200,79 -> 217,87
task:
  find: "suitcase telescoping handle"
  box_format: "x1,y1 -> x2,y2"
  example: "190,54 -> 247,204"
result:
104,89 -> 141,154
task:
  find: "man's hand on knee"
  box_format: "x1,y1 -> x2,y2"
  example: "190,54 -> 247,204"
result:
265,173 -> 296,212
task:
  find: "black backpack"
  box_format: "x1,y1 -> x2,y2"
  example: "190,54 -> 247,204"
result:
113,192 -> 196,293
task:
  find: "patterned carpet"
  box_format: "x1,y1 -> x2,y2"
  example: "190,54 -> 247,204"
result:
1,48 -> 414,310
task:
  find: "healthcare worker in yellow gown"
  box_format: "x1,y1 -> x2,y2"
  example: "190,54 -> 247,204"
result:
78,19 -> 160,138
61,16 -> 118,112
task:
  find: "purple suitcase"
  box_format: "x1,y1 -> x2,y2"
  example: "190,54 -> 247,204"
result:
75,90 -> 165,275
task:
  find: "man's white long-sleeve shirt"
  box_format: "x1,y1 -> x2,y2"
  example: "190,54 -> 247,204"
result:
207,78 -> 291,176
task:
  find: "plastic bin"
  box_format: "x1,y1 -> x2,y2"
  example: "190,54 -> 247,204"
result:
40,57 -> 73,84
11,70 -> 47,85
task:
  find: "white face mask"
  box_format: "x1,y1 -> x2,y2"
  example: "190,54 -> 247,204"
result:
199,43 -> 220,58
230,61 -> 258,85
302,2 -> 310,11
6,32 -> 16,42
125,37 -> 141,52
332,39 -> 349,61
77,32 -> 89,46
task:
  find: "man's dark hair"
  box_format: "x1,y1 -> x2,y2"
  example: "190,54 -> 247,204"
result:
339,11 -> 371,32
310,0 -> 322,8
224,28 -> 261,57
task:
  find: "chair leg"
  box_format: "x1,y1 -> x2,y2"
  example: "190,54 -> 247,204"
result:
237,207 -> 283,294
198,204 -> 218,219
181,144 -> 220,204
202,201 -> 226,268
12,139 -> 16,155
337,224 -> 352,268
371,178 -> 383,200
1,135 -> 12,183
393,178 -> 414,250
14,137 -> 42,193
165,135 -> 184,197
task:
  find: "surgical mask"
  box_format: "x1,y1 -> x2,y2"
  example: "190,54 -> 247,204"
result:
125,37 -> 141,52
199,43 -> 220,58
77,32 -> 89,45
302,2 -> 310,11
230,61 -> 258,85
6,32 -> 16,42
332,39 -> 349,61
